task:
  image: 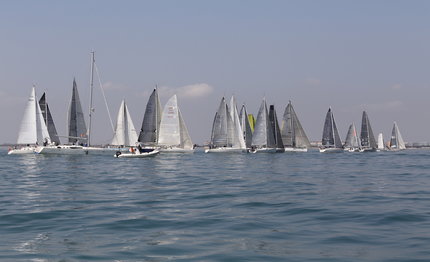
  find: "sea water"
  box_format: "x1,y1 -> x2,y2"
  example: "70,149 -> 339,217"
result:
1,147 -> 430,261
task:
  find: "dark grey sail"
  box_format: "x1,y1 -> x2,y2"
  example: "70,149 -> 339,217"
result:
322,107 -> 342,148
210,97 -> 230,147
360,111 -> 377,149
269,105 -> 284,150
281,101 -> 311,148
138,88 -> 162,146
39,93 -> 60,144
239,105 -> 253,148
68,79 -> 87,144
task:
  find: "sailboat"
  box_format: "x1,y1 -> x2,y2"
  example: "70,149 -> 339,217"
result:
8,87 -> 51,155
39,92 -> 61,145
377,133 -> 386,151
268,105 -> 285,152
158,95 -> 194,152
111,99 -> 139,147
389,121 -> 406,151
359,111 -> 377,152
319,107 -> 343,153
343,123 -> 361,152
239,104 -> 253,149
280,101 -> 311,152
250,99 -> 278,153
36,79 -> 89,155
205,97 -> 245,153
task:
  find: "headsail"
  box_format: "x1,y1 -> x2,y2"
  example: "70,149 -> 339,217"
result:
390,121 -> 406,150
111,100 -> 138,146
321,107 -> 342,148
360,111 -> 377,149
239,105 -> 253,148
17,87 -> 50,145
39,93 -> 60,144
229,97 -> 246,149
377,133 -> 385,150
280,101 -> 311,148
68,79 -> 87,144
138,88 -> 162,146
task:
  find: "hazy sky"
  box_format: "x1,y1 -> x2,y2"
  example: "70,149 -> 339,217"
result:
1,0 -> 430,144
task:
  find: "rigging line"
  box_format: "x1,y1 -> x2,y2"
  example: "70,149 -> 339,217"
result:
94,62 -> 115,133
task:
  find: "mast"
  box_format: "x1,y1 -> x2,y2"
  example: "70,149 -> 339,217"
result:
88,51 -> 95,146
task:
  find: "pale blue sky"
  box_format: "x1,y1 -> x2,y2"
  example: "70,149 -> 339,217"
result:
1,1 -> 430,144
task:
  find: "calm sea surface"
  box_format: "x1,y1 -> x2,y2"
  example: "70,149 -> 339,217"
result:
1,147 -> 430,261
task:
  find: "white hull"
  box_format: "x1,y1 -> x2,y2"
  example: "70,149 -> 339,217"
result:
114,149 -> 159,158
284,147 -> 308,152
84,146 -> 129,155
359,147 -> 377,152
204,147 -> 246,153
319,147 -> 344,153
250,147 -> 283,153
7,146 -> 38,155
344,147 -> 360,152
36,145 -> 88,155
159,147 -> 194,153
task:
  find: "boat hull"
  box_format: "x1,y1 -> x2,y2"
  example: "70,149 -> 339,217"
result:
114,149 -> 159,158
159,147 -> 194,153
284,147 -> 308,152
250,148 -> 284,153
204,147 -> 246,153
7,146 -> 38,155
319,147 -> 344,153
36,145 -> 88,155
359,147 -> 377,152
85,147 -> 129,155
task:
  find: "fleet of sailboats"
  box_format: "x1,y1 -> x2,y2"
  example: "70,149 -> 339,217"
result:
7,55 -> 411,156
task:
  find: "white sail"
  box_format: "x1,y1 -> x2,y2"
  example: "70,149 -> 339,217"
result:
17,87 -> 50,145
111,100 -> 138,146
251,99 -> 275,149
229,96 -> 246,149
390,122 -> 406,150
239,105 -> 253,148
377,133 -> 385,150
178,108 -> 193,150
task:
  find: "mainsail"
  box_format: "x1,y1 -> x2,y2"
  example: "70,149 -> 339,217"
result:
39,93 -> 60,144
360,111 -> 377,149
158,95 -> 193,150
68,79 -> 87,144
390,121 -> 406,150
239,105 -> 253,148
280,101 -> 311,148
251,99 -> 276,149
138,88 -> 162,146
111,100 -> 138,146
17,87 -> 51,145
321,107 -> 343,148
269,105 -> 284,149
344,123 -> 360,149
